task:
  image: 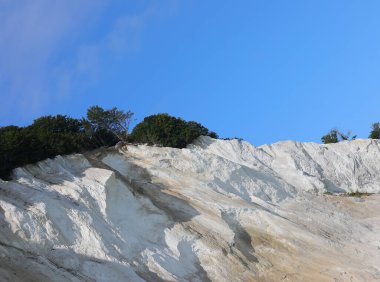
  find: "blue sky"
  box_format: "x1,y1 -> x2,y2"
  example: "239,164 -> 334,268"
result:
1,1 -> 380,145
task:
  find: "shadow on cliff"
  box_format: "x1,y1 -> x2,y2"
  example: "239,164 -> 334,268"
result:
0,148 -> 210,281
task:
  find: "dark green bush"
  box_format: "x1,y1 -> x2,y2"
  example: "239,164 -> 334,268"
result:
86,106 -> 133,142
0,109 -> 122,179
0,108 -> 216,179
369,122 -> 380,139
130,113 -> 218,148
321,129 -> 339,144
321,129 -> 356,144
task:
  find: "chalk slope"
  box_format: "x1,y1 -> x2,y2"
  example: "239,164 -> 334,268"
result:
0,137 -> 379,281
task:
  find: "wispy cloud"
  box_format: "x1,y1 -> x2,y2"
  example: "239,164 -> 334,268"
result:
107,9 -> 156,54
0,0 -> 106,121
49,8 -> 158,109
105,1 -> 178,56
0,0 -> 178,124
52,44 -> 101,101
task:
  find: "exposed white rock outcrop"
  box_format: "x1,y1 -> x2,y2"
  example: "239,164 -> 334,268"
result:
0,137 -> 379,281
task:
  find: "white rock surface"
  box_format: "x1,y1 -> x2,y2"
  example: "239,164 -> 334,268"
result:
0,137 -> 379,281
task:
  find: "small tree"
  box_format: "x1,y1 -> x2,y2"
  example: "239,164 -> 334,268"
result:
86,106 -> 134,142
338,130 -> 356,141
369,122 -> 380,139
130,113 -> 218,148
321,129 -> 339,144
321,129 -> 356,144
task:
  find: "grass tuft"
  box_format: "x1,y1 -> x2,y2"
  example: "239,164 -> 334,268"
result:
323,190 -> 373,197
345,191 -> 373,197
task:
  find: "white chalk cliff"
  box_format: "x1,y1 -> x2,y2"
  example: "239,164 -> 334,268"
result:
0,137 -> 379,281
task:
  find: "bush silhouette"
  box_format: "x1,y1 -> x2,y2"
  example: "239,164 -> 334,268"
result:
130,113 -> 218,148
369,122 -> 380,139
0,107 -> 131,179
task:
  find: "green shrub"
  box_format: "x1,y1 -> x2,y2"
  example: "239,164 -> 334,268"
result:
345,191 -> 373,197
369,122 -> 380,139
321,129 -> 356,144
130,113 -> 218,148
323,191 -> 373,197
1,108 -> 218,179
86,106 -> 133,142
321,129 -> 339,144
0,107 -> 129,179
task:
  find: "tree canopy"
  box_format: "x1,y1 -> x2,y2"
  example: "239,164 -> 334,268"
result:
130,113 -> 218,148
85,106 -> 134,142
9,104 -> 380,179
0,108 -> 220,179
321,129 -> 339,144
0,106 -> 131,179
369,122 -> 380,139
321,129 -> 356,144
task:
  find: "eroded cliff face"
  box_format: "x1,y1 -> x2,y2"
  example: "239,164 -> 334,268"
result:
0,137 -> 379,281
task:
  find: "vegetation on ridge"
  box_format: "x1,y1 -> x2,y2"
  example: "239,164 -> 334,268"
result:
369,122 -> 380,139
0,106 -> 217,179
321,129 -> 357,144
321,122 -> 380,144
130,114 -> 217,148
324,191 -> 373,197
1,104 -> 379,178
